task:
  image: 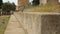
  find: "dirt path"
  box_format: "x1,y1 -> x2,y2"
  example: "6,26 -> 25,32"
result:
4,15 -> 25,34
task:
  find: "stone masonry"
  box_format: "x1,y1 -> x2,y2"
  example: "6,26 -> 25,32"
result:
40,0 -> 59,5
21,12 -> 60,34
18,0 -> 59,10
47,0 -> 59,4
18,0 -> 29,10
41,15 -> 60,34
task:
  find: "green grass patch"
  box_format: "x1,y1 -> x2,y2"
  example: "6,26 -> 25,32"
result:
25,4 -> 60,12
0,16 -> 10,34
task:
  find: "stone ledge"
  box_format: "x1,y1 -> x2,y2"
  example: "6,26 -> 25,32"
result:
23,12 -> 60,15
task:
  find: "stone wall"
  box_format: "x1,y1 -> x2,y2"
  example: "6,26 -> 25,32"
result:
47,0 -> 58,4
18,0 -> 29,10
20,13 -> 41,34
41,15 -> 60,34
40,0 -> 59,5
40,0 -> 47,5
18,0 -> 59,10
20,12 -> 60,34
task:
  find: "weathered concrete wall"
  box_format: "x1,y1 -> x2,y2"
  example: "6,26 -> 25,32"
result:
20,12 -> 60,34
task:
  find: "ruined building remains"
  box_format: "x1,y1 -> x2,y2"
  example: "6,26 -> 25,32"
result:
18,0 -> 29,10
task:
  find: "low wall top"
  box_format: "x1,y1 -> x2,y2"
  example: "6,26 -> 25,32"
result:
23,12 -> 60,15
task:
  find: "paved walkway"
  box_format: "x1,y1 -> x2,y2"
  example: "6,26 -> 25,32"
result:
4,14 -> 25,34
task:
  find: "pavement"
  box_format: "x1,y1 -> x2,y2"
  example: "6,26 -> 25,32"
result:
4,13 -> 26,34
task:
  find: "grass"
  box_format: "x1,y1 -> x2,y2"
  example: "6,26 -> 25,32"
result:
0,16 -> 10,34
25,4 -> 60,12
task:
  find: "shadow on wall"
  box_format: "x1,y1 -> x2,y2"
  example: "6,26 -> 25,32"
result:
41,15 -> 60,34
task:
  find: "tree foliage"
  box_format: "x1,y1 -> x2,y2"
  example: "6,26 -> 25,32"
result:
2,2 -> 16,12
32,0 -> 39,5
0,0 -> 3,9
